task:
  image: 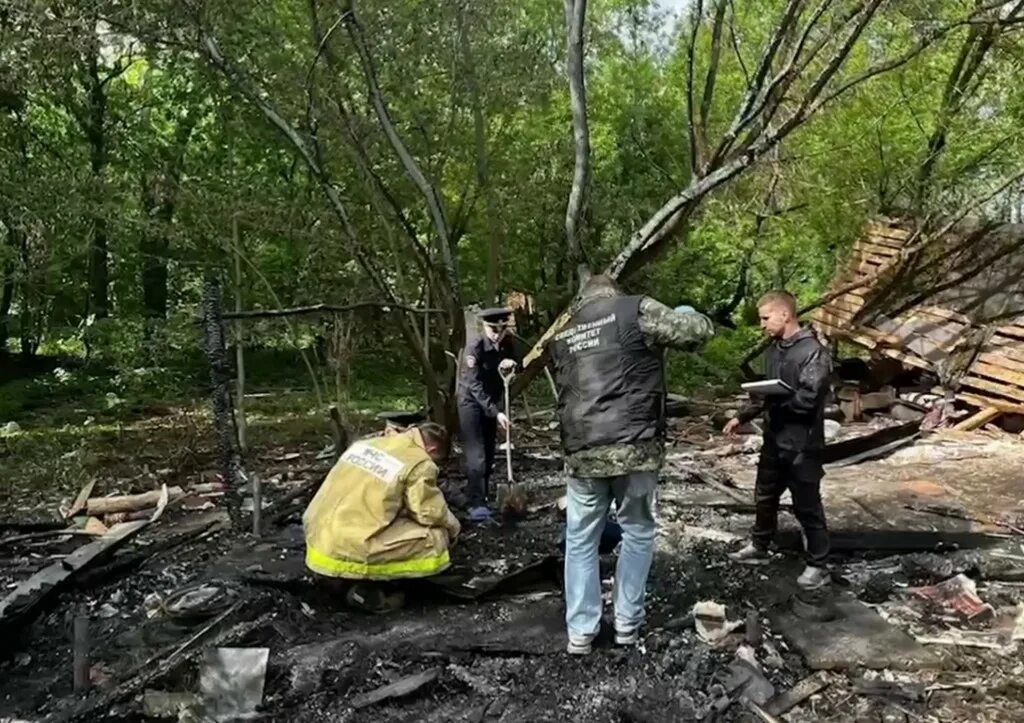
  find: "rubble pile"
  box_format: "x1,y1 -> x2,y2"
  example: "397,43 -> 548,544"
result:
2,404 -> 1024,722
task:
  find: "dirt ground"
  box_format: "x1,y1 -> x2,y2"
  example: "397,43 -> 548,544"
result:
2,410 -> 1024,722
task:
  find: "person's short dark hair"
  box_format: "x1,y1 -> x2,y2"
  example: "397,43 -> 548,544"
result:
417,422 -> 449,457
758,290 -> 797,316
580,274 -> 623,298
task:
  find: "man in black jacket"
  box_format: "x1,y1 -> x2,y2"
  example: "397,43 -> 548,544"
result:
724,290 -> 832,590
457,308 -> 520,523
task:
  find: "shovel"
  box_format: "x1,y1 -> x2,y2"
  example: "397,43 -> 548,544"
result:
496,367 -> 528,516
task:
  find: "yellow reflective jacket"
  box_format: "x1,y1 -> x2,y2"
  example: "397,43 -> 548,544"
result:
303,430 -> 461,580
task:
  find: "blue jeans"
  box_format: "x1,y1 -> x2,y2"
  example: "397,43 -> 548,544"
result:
564,472 -> 657,640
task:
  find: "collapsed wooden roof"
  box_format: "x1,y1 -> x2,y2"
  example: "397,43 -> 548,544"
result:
812,217 -> 1024,414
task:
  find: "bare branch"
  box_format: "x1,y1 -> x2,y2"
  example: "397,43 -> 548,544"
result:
223,302 -> 444,321
564,0 -> 591,291
699,1 -> 729,151
717,0 -> 804,155
306,0 -> 433,277
341,0 -> 461,306
685,0 -> 703,176
305,5 -> 348,91
726,0 -> 751,87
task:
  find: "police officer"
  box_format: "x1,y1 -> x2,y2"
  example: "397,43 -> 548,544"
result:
457,308 -> 520,523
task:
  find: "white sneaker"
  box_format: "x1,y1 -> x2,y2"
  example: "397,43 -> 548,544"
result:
614,628 -> 639,646
567,634 -> 594,655
797,565 -> 830,591
727,543 -> 770,565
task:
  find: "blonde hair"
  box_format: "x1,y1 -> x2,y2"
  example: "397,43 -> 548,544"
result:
758,290 -> 797,316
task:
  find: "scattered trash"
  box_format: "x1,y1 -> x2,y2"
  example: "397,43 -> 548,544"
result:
684,526 -> 743,544
907,573 -> 995,623
761,642 -> 785,669
198,647 -> 270,721
146,583 -> 240,621
765,671 -> 830,716
97,603 -> 119,619
722,655 -> 775,705
853,676 -> 925,702
1,421 -> 22,437
694,601 -> 744,645
142,690 -> 199,719
900,551 -> 981,583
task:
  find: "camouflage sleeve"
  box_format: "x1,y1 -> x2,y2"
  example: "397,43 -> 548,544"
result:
638,297 -> 715,350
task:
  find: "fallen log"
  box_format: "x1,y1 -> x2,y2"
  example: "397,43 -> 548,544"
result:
86,487 -> 184,516
0,487 -> 170,633
350,667 -> 441,709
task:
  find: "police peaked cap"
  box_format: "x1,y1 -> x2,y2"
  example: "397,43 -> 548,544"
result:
478,307 -> 514,327
376,410 -> 427,426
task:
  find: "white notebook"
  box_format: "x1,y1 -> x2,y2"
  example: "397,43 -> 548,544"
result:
741,378 -> 794,396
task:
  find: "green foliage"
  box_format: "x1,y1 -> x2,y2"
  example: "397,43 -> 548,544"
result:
2,0 -> 1023,415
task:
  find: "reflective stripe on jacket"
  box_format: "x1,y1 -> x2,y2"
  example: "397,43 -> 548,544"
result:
302,430 -> 460,580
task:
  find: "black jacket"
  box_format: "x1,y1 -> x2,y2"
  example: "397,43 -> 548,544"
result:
549,295 -> 665,454
457,334 -> 519,417
738,328 -> 831,452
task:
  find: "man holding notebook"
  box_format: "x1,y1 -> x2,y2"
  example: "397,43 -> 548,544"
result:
724,290 -> 832,590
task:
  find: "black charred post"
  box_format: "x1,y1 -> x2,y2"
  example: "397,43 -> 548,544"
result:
202,275 -> 246,530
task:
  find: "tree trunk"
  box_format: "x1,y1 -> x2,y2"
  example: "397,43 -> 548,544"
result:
140,180 -> 172,319
86,48 -> 110,319
140,114 -> 194,320
0,225 -> 15,354
564,0 -> 590,293
201,276 -> 245,530
17,224 -> 33,358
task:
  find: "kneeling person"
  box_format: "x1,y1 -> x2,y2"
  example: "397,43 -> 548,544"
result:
303,422 -> 460,609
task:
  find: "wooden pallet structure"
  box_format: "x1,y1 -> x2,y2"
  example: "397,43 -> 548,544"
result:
812,217 -> 1024,416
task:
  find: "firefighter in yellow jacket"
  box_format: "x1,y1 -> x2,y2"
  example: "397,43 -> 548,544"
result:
303,422 -> 460,592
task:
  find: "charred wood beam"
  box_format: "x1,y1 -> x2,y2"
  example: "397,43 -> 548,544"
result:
221,302 -> 444,321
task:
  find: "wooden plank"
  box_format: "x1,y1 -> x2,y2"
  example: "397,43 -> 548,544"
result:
878,347 -> 931,370
982,344 -> 1024,365
855,324 -> 907,348
957,392 -> 1024,415
968,360 -> 1024,388
814,320 -> 877,349
854,260 -> 883,276
866,223 -> 912,240
916,306 -> 971,325
960,376 -> 1024,403
996,326 -> 1024,342
866,232 -> 911,248
822,305 -> 855,320
862,253 -> 894,266
829,299 -> 863,316
854,240 -> 899,257
978,352 -> 1024,375
952,407 -> 1002,431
